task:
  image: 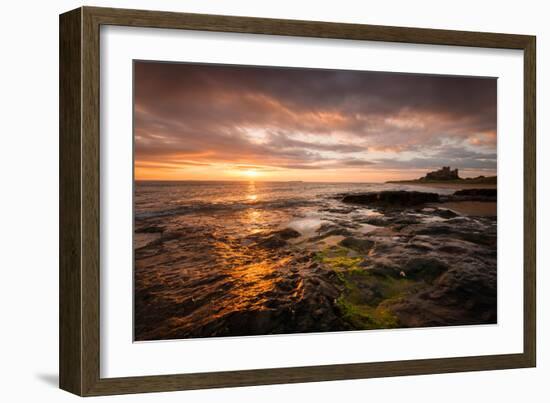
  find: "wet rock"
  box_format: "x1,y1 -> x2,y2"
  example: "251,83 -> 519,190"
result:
342,191 -> 440,207
393,215 -> 421,225
408,225 -> 450,238
259,236 -> 288,249
434,208 -> 459,219
320,206 -> 355,214
276,228 -> 302,240
148,231 -> 185,245
360,259 -> 402,278
438,188 -> 497,203
276,278 -> 299,292
390,263 -> 497,327
308,226 -> 352,242
404,241 -> 434,252
255,228 -> 301,249
454,188 -> 497,197
360,216 -> 390,226
403,257 -> 449,283
437,243 -> 468,254
136,225 -> 165,233
339,237 -> 375,253
354,282 -> 384,304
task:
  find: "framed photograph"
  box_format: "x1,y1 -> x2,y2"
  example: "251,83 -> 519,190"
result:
59,6 -> 536,396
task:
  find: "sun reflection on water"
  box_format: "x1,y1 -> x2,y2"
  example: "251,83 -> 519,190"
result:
213,238 -> 292,313
245,208 -> 263,234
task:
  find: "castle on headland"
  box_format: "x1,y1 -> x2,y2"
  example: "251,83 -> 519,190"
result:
422,166 -> 460,181
386,166 -> 496,184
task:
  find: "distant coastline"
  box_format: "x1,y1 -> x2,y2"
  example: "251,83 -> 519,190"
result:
387,176 -> 497,184
387,166 -> 496,186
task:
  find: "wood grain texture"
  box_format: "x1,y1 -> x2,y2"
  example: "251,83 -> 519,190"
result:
81,7 -> 102,396
523,37 -> 536,367
86,354 -> 532,396
59,7 -> 82,396
86,6 -> 532,49
59,6 -> 537,396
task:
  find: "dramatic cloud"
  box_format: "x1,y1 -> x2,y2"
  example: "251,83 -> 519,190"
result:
134,61 -> 497,181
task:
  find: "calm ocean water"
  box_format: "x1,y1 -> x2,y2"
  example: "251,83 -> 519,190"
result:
135,181 -> 457,219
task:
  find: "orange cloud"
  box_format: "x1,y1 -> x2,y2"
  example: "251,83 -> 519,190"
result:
133,61 -> 497,182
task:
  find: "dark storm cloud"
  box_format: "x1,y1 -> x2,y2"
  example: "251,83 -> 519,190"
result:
134,61 -> 497,173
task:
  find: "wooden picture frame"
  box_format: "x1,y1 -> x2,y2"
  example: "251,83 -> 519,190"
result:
59,6 -> 536,396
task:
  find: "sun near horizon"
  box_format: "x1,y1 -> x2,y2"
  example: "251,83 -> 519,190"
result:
134,164 -> 494,183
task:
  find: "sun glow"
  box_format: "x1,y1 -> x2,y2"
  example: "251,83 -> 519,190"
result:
242,169 -> 260,178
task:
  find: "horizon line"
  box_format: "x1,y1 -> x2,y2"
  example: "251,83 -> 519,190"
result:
134,176 -> 497,184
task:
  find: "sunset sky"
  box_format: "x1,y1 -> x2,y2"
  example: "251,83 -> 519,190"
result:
134,61 -> 497,182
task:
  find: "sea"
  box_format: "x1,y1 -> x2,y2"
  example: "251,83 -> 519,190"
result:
133,180 -> 465,340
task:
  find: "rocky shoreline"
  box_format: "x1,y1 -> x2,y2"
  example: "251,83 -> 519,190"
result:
341,188 -> 496,206
333,189 -> 496,328
134,188 -> 497,340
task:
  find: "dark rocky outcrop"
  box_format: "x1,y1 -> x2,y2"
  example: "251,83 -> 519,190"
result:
275,228 -> 302,240
433,208 -> 459,219
390,261 -> 497,327
257,228 -> 301,249
453,188 -> 497,199
342,189 -> 496,209
318,199 -> 497,330
135,225 -> 165,233
342,191 -> 439,207
339,237 -> 375,253
402,257 -> 449,283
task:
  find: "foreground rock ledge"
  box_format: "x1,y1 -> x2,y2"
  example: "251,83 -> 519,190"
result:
342,189 -> 497,207
342,190 -> 440,206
